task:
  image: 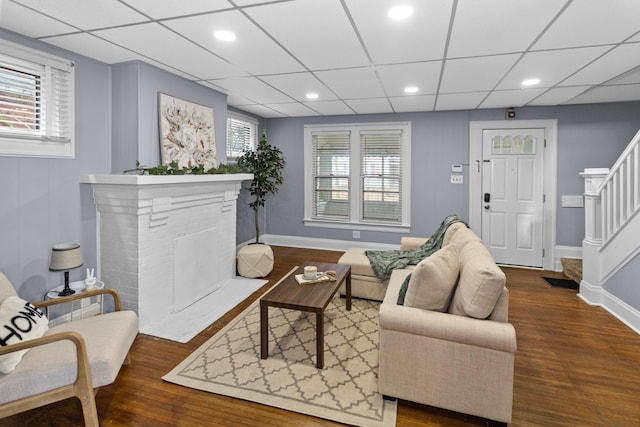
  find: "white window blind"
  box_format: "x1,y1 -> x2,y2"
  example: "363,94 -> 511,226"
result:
361,131 -> 402,222
226,112 -> 258,161
312,132 -> 350,219
0,39 -> 74,157
304,122 -> 411,232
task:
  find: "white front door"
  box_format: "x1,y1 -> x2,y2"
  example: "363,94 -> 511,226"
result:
481,129 -> 545,267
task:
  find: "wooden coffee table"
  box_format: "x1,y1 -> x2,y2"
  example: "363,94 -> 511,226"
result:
260,262 -> 351,369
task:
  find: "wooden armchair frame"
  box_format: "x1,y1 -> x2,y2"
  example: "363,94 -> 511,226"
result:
0,288 -> 129,426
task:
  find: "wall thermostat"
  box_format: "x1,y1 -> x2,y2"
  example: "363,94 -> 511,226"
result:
451,164 -> 463,173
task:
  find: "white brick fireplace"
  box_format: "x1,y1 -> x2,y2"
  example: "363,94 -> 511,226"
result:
80,173 -> 254,341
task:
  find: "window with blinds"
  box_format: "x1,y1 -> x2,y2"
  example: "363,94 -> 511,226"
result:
0,39 -> 74,158
304,122 -> 411,232
312,132 -> 350,219
226,112 -> 258,162
361,131 -> 402,222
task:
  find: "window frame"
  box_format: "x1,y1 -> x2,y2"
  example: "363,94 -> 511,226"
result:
0,39 -> 75,158
226,110 -> 258,163
303,121 -> 411,233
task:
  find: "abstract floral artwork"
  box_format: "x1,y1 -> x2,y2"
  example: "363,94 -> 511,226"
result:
158,93 -> 217,169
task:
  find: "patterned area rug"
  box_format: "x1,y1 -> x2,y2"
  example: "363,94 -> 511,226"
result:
163,269 -> 397,427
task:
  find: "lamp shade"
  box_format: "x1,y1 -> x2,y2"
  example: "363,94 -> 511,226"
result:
49,243 -> 83,271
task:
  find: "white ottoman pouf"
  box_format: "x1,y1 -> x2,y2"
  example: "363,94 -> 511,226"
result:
237,244 -> 274,278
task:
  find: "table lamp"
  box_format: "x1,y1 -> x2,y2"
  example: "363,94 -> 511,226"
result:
49,242 -> 83,296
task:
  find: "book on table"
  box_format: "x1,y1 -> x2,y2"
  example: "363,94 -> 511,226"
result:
295,272 -> 335,285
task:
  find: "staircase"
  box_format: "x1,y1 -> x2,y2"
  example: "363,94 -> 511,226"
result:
561,257 -> 582,284
580,129 -> 640,333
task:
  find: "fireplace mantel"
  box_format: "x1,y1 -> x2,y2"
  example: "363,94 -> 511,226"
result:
81,173 -> 253,341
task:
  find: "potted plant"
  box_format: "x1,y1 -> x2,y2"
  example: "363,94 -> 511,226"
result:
238,130 -> 286,244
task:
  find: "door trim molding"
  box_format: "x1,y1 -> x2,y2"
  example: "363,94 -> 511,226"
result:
469,120 -> 558,271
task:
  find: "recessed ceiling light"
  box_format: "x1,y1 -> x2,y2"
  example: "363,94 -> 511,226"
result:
521,78 -> 540,86
404,86 -> 419,94
388,5 -> 413,20
306,92 -> 319,100
214,30 -> 236,42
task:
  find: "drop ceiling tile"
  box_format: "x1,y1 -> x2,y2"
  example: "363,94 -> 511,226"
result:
315,67 -> 385,99
12,0 -> 148,30
562,43 -> 640,86
303,100 -> 354,116
258,73 -> 336,102
389,95 -> 436,112
0,1 -> 77,38
93,22 -> 245,79
527,86 -> 591,106
605,67 -> 640,85
212,76 -> 293,104
440,54 -> 520,93
164,10 -> 304,75
533,0 -> 640,50
377,61 -> 442,96
479,88 -> 546,109
344,98 -> 393,114
345,0 -> 452,64
244,0 -> 369,70
435,92 -> 488,111
120,0 -> 231,19
41,33 -> 141,64
565,84 -> 640,105
448,0 -> 564,58
236,103 -> 286,118
497,46 -> 610,90
265,102 -> 319,117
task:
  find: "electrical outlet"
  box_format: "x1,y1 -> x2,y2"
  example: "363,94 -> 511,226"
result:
352,230 -> 360,239
450,175 -> 463,184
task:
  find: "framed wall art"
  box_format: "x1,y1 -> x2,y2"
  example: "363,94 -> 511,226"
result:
158,93 -> 217,169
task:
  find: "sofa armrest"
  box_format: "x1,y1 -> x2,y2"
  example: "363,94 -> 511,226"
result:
400,237 -> 428,250
34,288 -> 123,312
379,303 -> 516,353
381,270 -> 516,353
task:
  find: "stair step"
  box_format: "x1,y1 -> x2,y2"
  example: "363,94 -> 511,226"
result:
561,258 -> 582,284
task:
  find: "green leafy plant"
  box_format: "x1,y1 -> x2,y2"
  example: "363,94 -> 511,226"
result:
133,160 -> 243,175
237,131 -> 286,244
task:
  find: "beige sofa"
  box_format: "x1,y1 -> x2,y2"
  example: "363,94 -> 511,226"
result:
339,223 -> 516,424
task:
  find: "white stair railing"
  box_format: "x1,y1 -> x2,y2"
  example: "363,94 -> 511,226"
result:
580,129 -> 640,305
599,129 -> 640,246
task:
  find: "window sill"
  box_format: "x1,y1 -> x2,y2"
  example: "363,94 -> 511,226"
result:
303,218 -> 411,234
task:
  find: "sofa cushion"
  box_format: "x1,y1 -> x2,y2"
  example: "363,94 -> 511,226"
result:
449,240 -> 506,319
442,222 -> 467,247
0,296 -> 49,373
403,245 -> 459,312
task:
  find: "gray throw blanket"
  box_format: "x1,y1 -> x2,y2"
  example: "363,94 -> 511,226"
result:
365,214 -> 466,281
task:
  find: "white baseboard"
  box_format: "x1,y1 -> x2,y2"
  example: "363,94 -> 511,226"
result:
579,283 -> 640,336
238,234 -> 398,252
554,245 -> 582,272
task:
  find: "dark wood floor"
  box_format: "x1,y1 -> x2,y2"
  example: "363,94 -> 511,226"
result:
2,246 -> 639,426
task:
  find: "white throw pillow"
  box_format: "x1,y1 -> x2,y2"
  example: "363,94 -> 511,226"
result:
0,296 -> 49,374
404,245 -> 459,312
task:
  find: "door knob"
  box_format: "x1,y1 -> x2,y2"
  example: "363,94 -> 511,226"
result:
484,204 -> 490,210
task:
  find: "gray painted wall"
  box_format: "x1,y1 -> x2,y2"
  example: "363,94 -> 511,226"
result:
111,61 -> 228,172
263,103 -> 640,247
0,30 -> 111,301
606,252 -> 640,310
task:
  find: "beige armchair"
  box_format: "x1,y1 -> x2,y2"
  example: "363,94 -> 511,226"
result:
0,272 -> 138,426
